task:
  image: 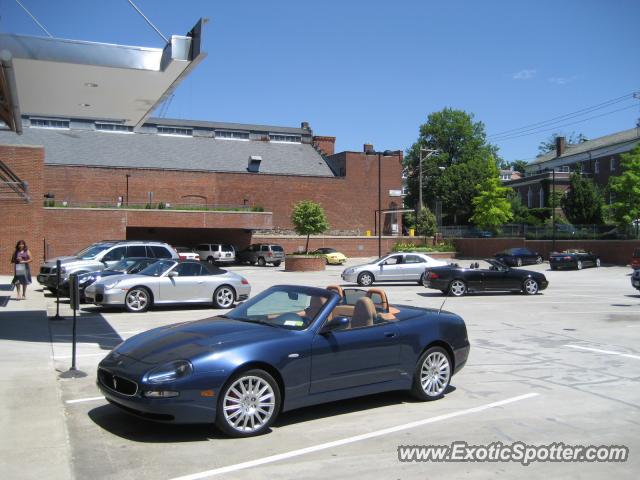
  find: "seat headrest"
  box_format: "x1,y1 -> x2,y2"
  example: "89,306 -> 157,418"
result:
326,285 -> 344,298
365,288 -> 389,312
351,296 -> 376,328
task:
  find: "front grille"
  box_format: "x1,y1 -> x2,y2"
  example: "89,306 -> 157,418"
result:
98,368 -> 138,396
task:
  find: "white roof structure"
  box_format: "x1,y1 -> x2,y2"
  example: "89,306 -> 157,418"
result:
0,18 -> 207,134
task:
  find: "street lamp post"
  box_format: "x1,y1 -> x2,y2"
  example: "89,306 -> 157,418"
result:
125,174 -> 131,206
552,167 -> 556,252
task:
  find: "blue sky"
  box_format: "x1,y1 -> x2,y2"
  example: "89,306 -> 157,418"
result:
2,0 -> 639,162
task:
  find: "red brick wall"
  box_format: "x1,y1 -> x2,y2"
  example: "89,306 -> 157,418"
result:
0,145 -> 44,275
43,151 -> 403,234
312,136 -> 336,156
453,238 -> 639,266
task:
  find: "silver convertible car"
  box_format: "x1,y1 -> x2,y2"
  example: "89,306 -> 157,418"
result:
341,252 -> 447,286
84,260 -> 251,312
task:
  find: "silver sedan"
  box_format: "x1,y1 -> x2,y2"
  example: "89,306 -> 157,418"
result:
341,253 -> 447,286
84,260 -> 251,313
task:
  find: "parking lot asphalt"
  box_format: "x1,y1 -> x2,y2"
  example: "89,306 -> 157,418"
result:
1,258 -> 639,479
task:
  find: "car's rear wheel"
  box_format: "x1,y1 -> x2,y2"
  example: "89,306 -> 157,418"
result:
125,287 -> 151,313
272,261 -> 281,267
523,278 -> 539,295
516,258 -> 523,267
411,346 -> 451,400
536,256 -> 543,264
357,271 -> 374,286
595,258 -> 601,267
213,285 -> 235,309
449,279 -> 467,297
577,260 -> 583,270
206,256 -> 215,265
257,257 -> 267,267
216,369 -> 281,437
418,273 -> 426,286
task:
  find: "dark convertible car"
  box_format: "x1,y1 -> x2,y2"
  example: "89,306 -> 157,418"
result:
97,284 -> 469,437
495,247 -> 543,267
422,259 -> 548,296
549,250 -> 600,270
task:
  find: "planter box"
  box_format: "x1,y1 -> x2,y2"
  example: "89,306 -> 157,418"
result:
285,256 -> 325,272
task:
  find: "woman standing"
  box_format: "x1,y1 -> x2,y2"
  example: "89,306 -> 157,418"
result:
11,240 -> 32,300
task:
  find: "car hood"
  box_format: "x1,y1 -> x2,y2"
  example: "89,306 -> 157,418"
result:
42,256 -> 102,268
115,318 -> 287,364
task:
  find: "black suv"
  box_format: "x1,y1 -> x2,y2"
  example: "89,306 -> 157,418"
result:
237,244 -> 285,266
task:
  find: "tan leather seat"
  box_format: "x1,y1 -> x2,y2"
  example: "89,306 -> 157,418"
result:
351,296 -> 376,328
306,296 -> 331,321
326,285 -> 344,299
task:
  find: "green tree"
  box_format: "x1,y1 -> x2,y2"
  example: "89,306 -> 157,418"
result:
608,146 -> 640,233
404,108 -> 499,224
470,158 -> 513,233
290,200 -> 329,253
508,159 -> 529,174
561,170 -> 604,224
538,132 -> 588,155
415,207 -> 437,238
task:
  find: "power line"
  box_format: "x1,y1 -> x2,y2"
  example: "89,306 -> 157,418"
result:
493,103 -> 639,143
488,91 -> 638,139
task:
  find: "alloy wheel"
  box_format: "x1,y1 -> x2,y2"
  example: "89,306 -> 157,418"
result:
125,288 -> 149,312
214,286 -> 235,308
449,280 -> 466,297
517,258 -> 523,267
523,278 -> 538,295
222,375 -> 276,435
577,260 -> 583,270
419,351 -> 451,397
358,272 -> 374,286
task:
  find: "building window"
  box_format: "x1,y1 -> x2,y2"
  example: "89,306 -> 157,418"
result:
594,159 -> 600,174
95,122 -> 133,133
157,126 -> 192,136
610,157 -> 616,172
539,187 -> 545,208
527,187 -> 533,208
269,134 -> 301,143
215,130 -> 250,140
30,118 -> 69,129
582,161 -> 589,173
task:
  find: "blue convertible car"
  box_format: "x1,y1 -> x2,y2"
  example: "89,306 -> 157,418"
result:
97,284 -> 470,437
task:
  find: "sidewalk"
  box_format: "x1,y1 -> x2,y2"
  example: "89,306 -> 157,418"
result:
0,277 -> 73,480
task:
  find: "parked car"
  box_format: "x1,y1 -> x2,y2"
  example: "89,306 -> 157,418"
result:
423,259 -> 548,296
311,247 -> 348,265
631,248 -> 640,270
632,269 -> 640,291
72,257 -> 159,299
495,247 -> 543,267
97,284 -> 469,436
37,241 -> 178,293
237,244 -> 285,266
174,247 -> 200,261
84,260 -> 250,312
549,250 -> 600,270
195,243 -> 236,265
341,253 -> 447,286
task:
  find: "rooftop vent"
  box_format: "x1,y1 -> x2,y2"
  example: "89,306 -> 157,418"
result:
247,155 -> 262,173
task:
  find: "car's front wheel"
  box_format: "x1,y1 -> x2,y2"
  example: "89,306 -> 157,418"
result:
206,256 -> 215,265
577,260 -> 583,270
272,261 -> 281,267
536,256 -> 543,264
516,258 -> 523,267
411,346 -> 451,400
257,257 -> 267,267
213,285 -> 235,308
418,273 -> 426,286
449,279 -> 467,297
216,369 -> 281,437
357,271 -> 374,286
595,258 -> 601,267
125,287 -> 151,313
523,278 -> 539,295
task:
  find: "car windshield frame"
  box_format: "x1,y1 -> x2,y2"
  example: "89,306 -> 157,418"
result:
224,285 -> 335,331
137,260 -> 176,277
75,244 -> 113,260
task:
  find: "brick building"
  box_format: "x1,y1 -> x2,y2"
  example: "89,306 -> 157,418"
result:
0,116 -> 403,273
506,128 -> 640,208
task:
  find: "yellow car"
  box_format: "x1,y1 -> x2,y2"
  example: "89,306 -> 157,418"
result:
312,247 -> 348,265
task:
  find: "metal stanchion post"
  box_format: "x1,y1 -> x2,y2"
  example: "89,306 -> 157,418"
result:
51,259 -> 63,321
60,273 -> 86,378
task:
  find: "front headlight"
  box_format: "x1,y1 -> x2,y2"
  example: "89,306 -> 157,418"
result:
344,268 -> 354,275
103,280 -> 120,289
146,360 -> 193,384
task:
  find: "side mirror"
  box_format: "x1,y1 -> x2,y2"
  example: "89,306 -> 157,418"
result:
168,271 -> 179,278
320,316 -> 349,334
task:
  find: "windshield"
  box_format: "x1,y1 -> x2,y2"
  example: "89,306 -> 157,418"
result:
137,260 -> 175,277
226,286 -> 332,330
75,244 -> 112,260
106,259 -> 139,273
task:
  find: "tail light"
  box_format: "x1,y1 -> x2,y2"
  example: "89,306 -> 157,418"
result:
268,252 -> 273,257
241,278 -> 249,285
428,271 -> 439,279
564,256 -> 572,260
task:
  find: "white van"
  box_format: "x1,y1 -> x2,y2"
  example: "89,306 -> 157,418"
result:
195,244 -> 236,265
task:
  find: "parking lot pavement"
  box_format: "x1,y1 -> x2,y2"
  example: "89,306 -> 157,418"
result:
2,260 -> 640,479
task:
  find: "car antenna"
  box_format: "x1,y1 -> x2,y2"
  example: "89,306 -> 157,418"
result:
438,277 -> 454,315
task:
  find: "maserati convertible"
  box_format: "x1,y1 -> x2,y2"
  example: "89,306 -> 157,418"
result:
423,259 -> 548,296
97,284 -> 470,437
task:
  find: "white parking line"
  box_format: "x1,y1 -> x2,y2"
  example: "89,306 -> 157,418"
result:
170,392 -> 540,480
565,344 -> 640,360
65,396 -> 105,404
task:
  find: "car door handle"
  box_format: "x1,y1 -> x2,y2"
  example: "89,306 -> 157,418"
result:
384,332 -> 397,338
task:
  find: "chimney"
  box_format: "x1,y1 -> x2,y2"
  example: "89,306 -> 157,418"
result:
555,136 -> 566,157
312,136 -> 336,156
363,143 -> 374,154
